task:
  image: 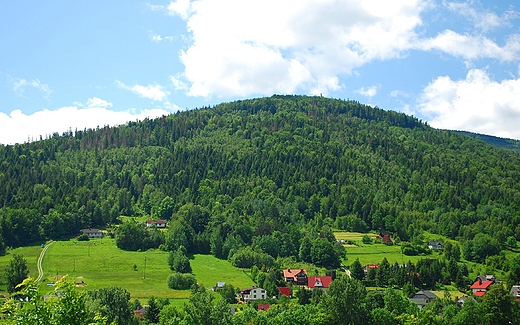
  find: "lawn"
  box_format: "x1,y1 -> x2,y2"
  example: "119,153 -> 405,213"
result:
39,237 -> 255,301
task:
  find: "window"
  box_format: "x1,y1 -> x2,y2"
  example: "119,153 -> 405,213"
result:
261,290 -> 265,293
253,295 -> 256,298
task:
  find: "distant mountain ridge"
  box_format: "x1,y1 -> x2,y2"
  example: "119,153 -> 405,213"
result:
454,130 -> 520,154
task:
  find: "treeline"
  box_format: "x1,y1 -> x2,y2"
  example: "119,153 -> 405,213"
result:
6,275 -> 520,325
1,95 -> 520,264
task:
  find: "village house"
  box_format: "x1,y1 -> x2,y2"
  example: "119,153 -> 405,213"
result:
278,287 -> 291,297
470,278 -> 495,297
239,286 -> 267,302
146,219 -> 167,228
307,276 -> 333,289
511,285 -> 520,301
80,228 -> 103,238
427,240 -> 444,250
257,304 -> 271,311
212,282 -> 225,291
409,290 -> 437,309
283,269 -> 308,285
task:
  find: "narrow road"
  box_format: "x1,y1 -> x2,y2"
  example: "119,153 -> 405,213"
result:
36,241 -> 54,282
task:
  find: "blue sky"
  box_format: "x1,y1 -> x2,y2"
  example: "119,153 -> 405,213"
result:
1,0 -> 520,144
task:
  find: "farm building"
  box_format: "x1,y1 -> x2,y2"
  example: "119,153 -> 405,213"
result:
80,228 -> 103,238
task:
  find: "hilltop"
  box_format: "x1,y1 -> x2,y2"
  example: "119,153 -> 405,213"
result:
0,95 -> 519,256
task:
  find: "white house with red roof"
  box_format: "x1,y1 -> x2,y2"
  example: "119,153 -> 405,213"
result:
307,276 -> 333,289
146,219 -> 166,228
470,278 -> 495,297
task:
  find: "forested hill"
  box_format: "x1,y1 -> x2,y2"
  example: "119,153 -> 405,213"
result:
1,95 -> 520,252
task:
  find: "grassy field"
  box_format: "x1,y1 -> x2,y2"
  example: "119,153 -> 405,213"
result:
0,244 -> 43,294
38,237 -> 254,301
334,231 -> 441,267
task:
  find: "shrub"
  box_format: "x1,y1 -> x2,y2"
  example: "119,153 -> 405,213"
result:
167,273 -> 197,290
77,234 -> 89,241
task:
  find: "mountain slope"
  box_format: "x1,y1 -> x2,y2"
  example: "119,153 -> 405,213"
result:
0,95 -> 519,251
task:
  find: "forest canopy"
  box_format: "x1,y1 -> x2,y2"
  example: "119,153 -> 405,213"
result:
0,95 -> 519,261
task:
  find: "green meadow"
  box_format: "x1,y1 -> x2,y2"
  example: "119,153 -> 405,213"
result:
335,231 -> 439,267
0,244 -> 42,294
36,237 -> 254,301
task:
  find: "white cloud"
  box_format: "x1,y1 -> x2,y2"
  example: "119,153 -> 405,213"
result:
0,97 -> 176,145
356,86 -> 378,97
444,0 -> 519,32
149,31 -> 175,42
12,78 -> 51,97
419,69 -> 520,139
165,0 -> 426,98
115,81 -> 170,101
419,30 -> 520,62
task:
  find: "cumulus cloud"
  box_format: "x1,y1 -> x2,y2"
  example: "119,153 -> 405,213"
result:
0,98 -> 175,145
356,86 -> 378,97
444,0 -> 519,32
419,30 -> 520,62
12,78 -> 51,97
162,0 -> 426,98
115,80 -> 170,101
418,69 -> 520,139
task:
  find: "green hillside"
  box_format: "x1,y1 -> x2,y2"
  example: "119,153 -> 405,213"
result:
455,130 -> 520,154
1,95 -> 520,257
3,95 -> 520,324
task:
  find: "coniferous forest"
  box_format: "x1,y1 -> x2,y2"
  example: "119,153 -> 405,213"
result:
2,95 -> 520,324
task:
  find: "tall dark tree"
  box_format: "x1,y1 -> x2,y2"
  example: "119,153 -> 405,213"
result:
351,258 -> 365,281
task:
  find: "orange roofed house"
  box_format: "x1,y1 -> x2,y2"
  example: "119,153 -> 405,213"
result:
470,279 -> 495,297
283,269 -> 308,285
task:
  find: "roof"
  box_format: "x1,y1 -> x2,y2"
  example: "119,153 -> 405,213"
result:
239,286 -> 260,294
81,228 -> 102,233
413,290 -> 437,300
146,219 -> 166,223
278,287 -> 291,297
470,280 -> 494,290
474,291 -> 486,297
307,276 -> 333,289
283,269 -> 307,279
257,304 -> 271,311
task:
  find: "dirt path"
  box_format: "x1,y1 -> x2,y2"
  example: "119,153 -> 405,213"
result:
36,241 -> 54,282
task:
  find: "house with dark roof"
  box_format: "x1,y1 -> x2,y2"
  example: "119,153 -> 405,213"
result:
427,240 -> 444,250
283,269 -> 308,285
239,286 -> 267,301
307,276 -> 333,289
81,228 -> 103,238
409,290 -> 437,309
457,295 -> 476,308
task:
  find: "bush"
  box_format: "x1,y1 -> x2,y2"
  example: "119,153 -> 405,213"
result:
77,234 -> 89,241
167,273 -> 197,290
362,235 -> 372,244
